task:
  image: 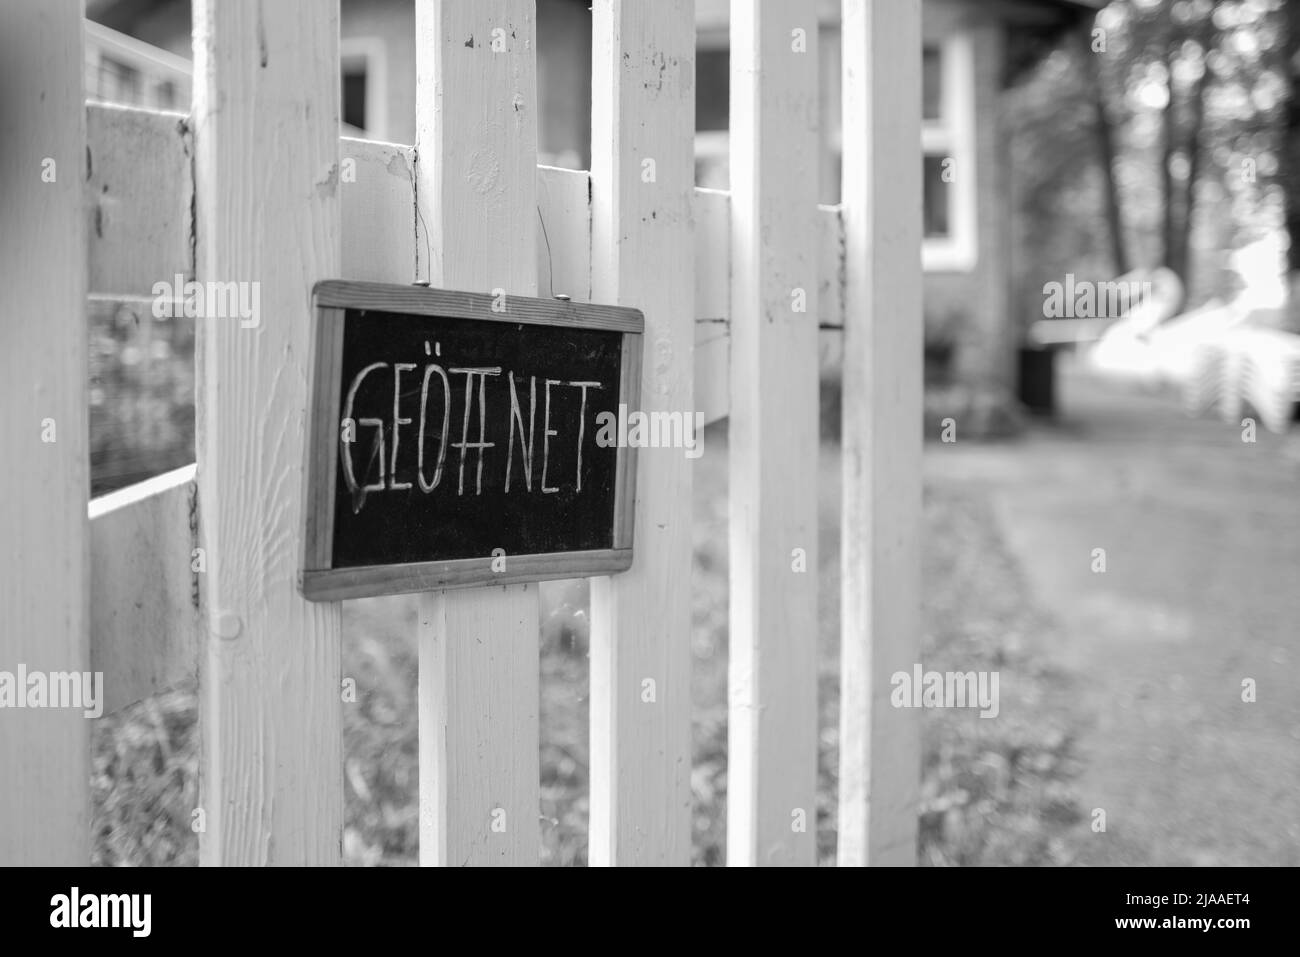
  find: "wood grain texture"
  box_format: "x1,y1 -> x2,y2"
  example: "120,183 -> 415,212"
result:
341,137 -> 417,283
0,0 -> 90,866
727,0 -> 820,867
415,0 -> 539,292
838,0 -> 923,867
192,0 -> 344,866
418,584 -> 538,865
86,103 -> 192,298
588,0 -> 696,867
414,0 -> 541,867
537,165 -> 592,302
89,466 -> 200,716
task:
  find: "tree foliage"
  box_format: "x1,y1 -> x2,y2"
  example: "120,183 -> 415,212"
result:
1009,0 -> 1288,316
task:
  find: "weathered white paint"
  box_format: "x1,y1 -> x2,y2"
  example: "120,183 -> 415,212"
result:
418,585 -> 539,865
727,0 -> 821,867
588,0 -> 696,866
0,0 -> 90,867
89,465 -> 200,716
192,0 -> 344,866
414,0 -> 541,867
838,0 -> 923,867
86,103 -> 191,299
537,165 -> 592,303
341,136 -> 417,282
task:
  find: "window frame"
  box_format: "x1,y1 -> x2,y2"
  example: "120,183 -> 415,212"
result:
339,37 -> 388,142
922,31 -> 977,273
693,26 -> 730,190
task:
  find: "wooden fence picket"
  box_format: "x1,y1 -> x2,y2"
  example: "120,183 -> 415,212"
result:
726,0 -> 822,867
0,0 -> 91,867
192,0 -> 345,866
588,0 -> 697,867
414,0 -> 542,867
838,0 -> 923,867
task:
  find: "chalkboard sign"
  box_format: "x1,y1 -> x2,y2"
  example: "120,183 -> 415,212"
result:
301,281 -> 643,601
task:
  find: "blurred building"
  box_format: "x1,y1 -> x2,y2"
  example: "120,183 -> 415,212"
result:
87,0 -> 1100,403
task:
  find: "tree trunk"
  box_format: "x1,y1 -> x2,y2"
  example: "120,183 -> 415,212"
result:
1168,33 -> 1212,290
1160,34 -> 1179,276
1081,25 -> 1129,276
1285,0 -> 1300,327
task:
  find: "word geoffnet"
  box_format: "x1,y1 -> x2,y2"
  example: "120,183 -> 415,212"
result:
340,339 -> 603,513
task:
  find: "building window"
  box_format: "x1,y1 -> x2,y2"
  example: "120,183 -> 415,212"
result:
923,154 -> 952,238
922,33 -> 977,272
694,40 -> 729,190
687,25 -> 978,272
340,39 -> 387,140
922,45 -> 943,121
696,48 -> 729,133
341,66 -> 367,131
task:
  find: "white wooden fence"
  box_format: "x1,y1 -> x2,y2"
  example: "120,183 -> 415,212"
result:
0,0 -> 920,866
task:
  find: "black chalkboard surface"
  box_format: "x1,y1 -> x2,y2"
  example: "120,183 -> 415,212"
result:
301,281 -> 643,601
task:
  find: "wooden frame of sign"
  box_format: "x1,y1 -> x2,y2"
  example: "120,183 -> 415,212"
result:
300,280 -> 643,601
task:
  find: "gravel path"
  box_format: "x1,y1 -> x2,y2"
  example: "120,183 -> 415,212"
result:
926,358 -> 1300,866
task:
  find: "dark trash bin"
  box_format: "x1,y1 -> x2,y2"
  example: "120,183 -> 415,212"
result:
1017,345 -> 1056,416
